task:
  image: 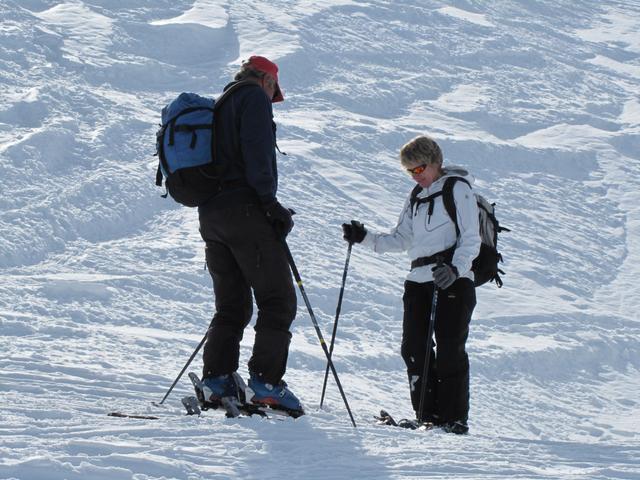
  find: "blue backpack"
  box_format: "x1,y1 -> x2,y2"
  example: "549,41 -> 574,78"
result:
155,81 -> 253,207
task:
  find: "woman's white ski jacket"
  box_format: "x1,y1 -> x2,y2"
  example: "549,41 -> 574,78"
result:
361,167 -> 481,284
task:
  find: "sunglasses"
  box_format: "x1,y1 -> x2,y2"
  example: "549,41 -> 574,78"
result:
406,164 -> 428,175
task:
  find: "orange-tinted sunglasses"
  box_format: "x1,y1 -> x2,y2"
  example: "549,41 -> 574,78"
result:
406,164 -> 427,175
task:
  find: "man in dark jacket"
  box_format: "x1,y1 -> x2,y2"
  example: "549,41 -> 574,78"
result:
198,56 -> 302,415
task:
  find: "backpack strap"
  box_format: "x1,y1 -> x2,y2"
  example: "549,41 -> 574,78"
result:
214,79 -> 258,106
409,177 -> 471,231
410,245 -> 456,269
155,124 -> 169,191
410,185 -> 445,224
408,176 -> 471,271
441,176 -> 471,238
409,184 -> 423,214
208,80 -> 262,184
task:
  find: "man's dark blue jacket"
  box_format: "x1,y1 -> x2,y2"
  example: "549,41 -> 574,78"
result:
202,81 -> 279,209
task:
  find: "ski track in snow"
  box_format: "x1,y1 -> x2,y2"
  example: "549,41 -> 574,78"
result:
1,0 -> 640,479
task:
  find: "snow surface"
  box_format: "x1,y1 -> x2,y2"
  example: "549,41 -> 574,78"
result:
1,0 -> 639,479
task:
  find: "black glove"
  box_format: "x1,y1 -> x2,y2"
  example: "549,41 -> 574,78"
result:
342,220 -> 367,244
431,263 -> 459,290
263,201 -> 294,239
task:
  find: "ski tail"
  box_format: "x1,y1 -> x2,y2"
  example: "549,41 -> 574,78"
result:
108,412 -> 159,420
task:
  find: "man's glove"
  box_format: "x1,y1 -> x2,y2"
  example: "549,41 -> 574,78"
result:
431,263 -> 459,290
342,220 -> 367,244
263,201 -> 294,239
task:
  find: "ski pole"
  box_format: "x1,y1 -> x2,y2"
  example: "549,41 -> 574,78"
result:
283,241 -> 357,427
319,242 -> 352,408
156,330 -> 208,405
417,258 -> 442,423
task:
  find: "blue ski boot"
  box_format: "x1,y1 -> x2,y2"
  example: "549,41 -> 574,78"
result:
201,372 -> 245,407
247,373 -> 304,417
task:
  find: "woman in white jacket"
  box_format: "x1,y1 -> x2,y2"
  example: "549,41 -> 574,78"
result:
343,135 -> 480,434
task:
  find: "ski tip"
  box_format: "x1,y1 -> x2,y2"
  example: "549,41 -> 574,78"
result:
374,409 -> 399,427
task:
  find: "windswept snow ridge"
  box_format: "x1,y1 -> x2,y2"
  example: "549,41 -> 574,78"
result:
1,1 -> 639,479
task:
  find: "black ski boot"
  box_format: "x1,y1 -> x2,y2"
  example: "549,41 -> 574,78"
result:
441,420 -> 469,435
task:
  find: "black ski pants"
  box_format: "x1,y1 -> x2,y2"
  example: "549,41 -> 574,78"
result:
198,202 -> 297,385
401,278 -> 476,423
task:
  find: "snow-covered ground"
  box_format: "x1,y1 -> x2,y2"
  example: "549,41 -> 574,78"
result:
1,1 -> 639,478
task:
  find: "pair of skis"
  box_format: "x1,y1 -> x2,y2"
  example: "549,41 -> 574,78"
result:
375,410 -> 469,435
108,372 -> 302,421
374,409 -> 435,431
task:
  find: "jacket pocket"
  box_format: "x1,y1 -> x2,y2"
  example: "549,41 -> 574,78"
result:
423,217 -> 449,233
417,200 -> 450,233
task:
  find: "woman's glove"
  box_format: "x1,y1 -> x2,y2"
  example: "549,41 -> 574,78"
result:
432,263 -> 459,290
341,220 -> 367,243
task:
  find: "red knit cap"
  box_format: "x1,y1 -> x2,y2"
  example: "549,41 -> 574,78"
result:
246,55 -> 284,102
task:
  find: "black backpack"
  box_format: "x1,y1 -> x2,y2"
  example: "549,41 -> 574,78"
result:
410,176 -> 509,287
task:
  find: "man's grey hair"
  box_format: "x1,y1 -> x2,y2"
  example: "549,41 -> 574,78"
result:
234,62 -> 266,81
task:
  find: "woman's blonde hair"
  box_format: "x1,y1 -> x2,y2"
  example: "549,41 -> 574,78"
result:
400,135 -> 443,169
